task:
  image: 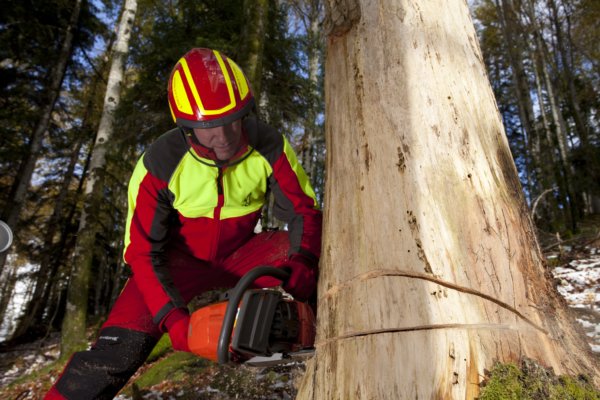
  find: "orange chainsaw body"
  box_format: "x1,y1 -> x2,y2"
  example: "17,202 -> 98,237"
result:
187,301 -> 229,362
187,290 -> 316,363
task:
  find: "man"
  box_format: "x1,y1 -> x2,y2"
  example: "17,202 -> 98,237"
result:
45,48 -> 322,399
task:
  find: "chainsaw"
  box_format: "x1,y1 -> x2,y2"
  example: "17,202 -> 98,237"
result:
187,266 -> 316,366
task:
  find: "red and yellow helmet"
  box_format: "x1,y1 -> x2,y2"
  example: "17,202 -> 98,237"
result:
167,48 -> 254,129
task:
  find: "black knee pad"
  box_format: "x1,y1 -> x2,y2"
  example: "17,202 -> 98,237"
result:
56,326 -> 157,399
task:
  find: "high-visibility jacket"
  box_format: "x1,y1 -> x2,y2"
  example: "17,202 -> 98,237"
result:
123,117 -> 322,325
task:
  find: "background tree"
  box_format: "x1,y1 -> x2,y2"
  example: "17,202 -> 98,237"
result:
297,0 -> 598,398
0,0 -> 110,337
60,0 -> 137,357
237,0 -> 269,99
291,0 -> 326,204
474,0 -> 600,235
9,54 -> 111,341
0,0 -> 84,320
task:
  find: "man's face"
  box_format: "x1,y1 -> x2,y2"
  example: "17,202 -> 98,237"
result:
193,119 -> 243,161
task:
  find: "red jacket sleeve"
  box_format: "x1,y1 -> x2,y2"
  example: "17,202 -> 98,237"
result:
123,154 -> 185,327
269,137 -> 322,261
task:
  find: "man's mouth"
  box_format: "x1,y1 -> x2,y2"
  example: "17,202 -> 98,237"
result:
214,141 -> 235,148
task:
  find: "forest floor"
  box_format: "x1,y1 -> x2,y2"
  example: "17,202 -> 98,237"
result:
0,223 -> 599,399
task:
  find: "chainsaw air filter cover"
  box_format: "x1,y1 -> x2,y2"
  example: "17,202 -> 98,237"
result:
231,289 -> 283,357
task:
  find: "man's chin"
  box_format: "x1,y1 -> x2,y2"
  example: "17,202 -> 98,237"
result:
214,145 -> 241,161
214,150 -> 235,161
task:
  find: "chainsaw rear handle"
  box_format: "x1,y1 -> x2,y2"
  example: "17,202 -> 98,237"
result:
217,266 -> 290,364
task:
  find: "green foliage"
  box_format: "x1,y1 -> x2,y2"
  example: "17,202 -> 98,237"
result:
479,359 -> 600,400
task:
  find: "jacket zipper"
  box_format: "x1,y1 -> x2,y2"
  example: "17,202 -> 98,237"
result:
210,167 -> 224,261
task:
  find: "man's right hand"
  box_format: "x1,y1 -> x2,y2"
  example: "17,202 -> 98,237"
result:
280,254 -> 318,301
163,308 -> 191,352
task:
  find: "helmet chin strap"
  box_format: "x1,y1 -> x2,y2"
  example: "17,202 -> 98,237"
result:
182,128 -> 219,158
181,127 -> 251,167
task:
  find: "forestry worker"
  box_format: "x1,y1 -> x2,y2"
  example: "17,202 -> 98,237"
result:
45,47 -> 322,400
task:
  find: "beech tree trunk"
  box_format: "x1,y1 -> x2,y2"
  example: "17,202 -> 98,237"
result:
297,1 -> 598,398
60,0 -> 137,357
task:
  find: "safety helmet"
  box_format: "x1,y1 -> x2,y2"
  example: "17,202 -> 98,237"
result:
167,48 -> 254,129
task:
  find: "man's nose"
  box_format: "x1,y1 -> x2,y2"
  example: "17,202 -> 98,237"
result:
214,129 -> 231,144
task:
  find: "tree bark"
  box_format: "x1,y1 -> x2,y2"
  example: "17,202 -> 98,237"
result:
0,262 -> 17,338
11,122 -> 101,341
238,0 -> 269,102
299,0 -> 324,187
535,29 -> 579,231
528,17 -> 562,227
10,45 -> 112,341
493,0 -> 538,196
547,0 -> 588,146
60,0 -> 137,357
297,0 -> 598,398
9,138 -> 85,341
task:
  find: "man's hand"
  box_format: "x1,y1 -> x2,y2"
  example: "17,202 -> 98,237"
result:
163,308 -> 191,352
280,254 -> 318,301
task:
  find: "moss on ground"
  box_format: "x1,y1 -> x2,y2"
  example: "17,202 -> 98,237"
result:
479,358 -> 600,400
121,351 -> 210,395
145,334 -> 173,362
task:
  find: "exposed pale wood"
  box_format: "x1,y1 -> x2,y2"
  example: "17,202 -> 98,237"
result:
298,0 -> 599,398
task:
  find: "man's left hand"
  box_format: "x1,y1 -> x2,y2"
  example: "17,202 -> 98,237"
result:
163,308 -> 191,352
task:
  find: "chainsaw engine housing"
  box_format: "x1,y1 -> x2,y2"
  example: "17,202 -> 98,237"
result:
188,289 -> 316,363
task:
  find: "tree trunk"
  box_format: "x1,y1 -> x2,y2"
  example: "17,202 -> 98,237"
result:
42,141 -> 93,329
238,0 -> 269,102
60,0 -> 137,357
0,261 -> 17,339
547,0 -> 588,147
536,30 -> 579,231
0,0 -> 82,295
527,26 -> 564,227
493,0 -> 537,196
9,138 -> 85,341
300,0 -> 324,187
10,49 -> 110,341
297,1 -> 598,398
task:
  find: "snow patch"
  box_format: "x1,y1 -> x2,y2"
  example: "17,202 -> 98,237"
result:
551,246 -> 600,353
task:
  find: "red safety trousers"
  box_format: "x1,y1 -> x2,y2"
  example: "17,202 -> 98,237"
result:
45,231 -> 292,400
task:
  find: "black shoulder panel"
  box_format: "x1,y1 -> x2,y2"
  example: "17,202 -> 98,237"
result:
143,128 -> 189,182
244,117 -> 283,166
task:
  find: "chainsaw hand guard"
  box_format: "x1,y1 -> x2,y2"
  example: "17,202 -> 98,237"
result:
217,266 -> 290,364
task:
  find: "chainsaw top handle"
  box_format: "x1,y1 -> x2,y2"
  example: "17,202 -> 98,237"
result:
217,266 -> 290,364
